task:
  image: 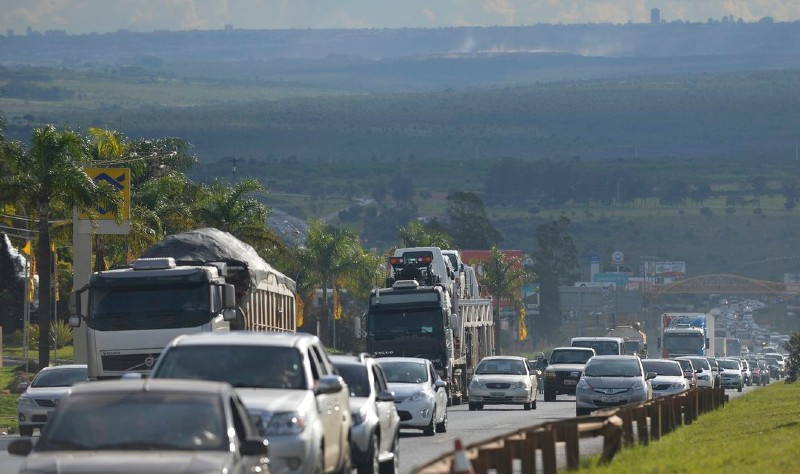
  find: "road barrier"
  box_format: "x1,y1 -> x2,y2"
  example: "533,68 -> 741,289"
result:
414,387 -> 727,474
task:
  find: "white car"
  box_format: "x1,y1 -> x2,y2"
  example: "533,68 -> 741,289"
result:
468,356 -> 537,410
376,357 -> 448,436
681,356 -> 715,388
641,359 -> 689,398
717,358 -> 744,392
151,332 -> 352,474
17,364 -> 88,437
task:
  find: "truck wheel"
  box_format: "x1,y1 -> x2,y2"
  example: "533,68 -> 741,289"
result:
544,388 -> 556,402
468,403 -> 477,411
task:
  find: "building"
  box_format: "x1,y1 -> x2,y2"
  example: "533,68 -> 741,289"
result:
651,8 -> 661,25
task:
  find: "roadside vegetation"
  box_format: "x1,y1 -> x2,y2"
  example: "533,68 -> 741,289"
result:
579,382 -> 799,473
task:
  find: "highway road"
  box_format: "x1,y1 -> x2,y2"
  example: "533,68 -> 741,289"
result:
0,385 -> 758,474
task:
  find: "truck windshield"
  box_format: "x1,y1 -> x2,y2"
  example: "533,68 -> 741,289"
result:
572,340 -> 621,355
663,334 -> 705,354
368,309 -> 443,338
623,341 -> 640,354
88,282 -> 212,331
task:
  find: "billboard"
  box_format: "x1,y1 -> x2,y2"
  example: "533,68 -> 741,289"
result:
643,261 -> 686,277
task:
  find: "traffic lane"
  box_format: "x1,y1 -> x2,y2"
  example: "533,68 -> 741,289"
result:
399,384 -> 761,474
400,395 -> 578,474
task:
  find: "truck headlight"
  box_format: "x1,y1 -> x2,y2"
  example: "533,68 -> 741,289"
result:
264,411 -> 305,435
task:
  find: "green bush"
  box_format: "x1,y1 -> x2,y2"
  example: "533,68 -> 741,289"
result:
783,331 -> 800,383
24,319 -> 73,351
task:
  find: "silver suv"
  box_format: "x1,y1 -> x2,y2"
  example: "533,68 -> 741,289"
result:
150,332 -> 352,474
331,354 -> 400,474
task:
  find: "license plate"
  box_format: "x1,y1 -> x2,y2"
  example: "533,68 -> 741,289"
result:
600,396 -> 619,403
490,392 -> 505,397
563,380 -> 577,385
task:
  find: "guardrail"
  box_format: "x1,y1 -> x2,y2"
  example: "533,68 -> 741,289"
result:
413,387 -> 727,473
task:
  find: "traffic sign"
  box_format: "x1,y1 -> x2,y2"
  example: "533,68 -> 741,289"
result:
611,251 -> 624,264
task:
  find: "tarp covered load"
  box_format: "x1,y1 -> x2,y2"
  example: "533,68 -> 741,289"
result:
140,227 -> 295,293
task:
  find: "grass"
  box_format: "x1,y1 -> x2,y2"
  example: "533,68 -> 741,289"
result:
579,382 -> 800,473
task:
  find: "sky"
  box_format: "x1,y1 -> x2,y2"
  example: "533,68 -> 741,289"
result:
1,0 -> 798,35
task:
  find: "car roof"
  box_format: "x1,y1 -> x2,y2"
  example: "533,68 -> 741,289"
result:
587,355 -> 640,361
68,378 -> 233,397
38,364 -> 88,371
552,346 -> 595,352
166,331 -> 320,349
374,357 -> 429,365
479,355 -> 526,361
330,354 -> 373,366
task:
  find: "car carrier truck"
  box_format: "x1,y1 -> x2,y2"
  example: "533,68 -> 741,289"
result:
69,228 -> 297,380
366,249 -> 494,405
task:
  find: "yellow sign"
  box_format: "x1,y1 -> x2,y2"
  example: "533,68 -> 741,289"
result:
80,168 -> 131,219
518,307 -> 527,341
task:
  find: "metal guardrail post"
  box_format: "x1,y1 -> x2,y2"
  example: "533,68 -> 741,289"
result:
635,405 -> 649,445
648,401 -> 662,441
599,415 -> 624,464
538,427 -> 558,474
619,409 -> 635,447
560,423 -> 581,469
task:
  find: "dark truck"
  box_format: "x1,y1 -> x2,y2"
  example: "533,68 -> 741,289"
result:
542,346 -> 596,402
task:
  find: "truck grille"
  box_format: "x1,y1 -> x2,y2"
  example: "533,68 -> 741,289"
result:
101,353 -> 160,372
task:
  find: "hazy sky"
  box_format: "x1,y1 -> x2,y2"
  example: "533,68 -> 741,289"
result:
1,1 -> 797,35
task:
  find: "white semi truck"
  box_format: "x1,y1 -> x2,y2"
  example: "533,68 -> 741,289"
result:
69,228 -> 296,380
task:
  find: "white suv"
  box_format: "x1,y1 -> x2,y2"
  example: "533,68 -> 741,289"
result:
151,332 -> 352,474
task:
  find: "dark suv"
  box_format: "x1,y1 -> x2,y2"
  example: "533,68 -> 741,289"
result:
542,347 -> 595,401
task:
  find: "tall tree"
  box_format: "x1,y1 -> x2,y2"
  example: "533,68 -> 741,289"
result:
445,191 -> 502,249
298,220 -> 364,345
532,216 -> 579,343
398,220 -> 453,248
480,247 -> 531,354
3,125 -> 122,368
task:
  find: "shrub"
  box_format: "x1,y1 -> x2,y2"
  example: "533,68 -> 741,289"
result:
783,331 -> 800,383
24,319 -> 73,351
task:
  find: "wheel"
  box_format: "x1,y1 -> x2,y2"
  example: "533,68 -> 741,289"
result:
336,440 -> 352,474
532,398 -> 537,410
544,388 -> 556,402
19,425 -> 34,437
436,409 -> 448,433
476,403 -> 484,410
737,385 -> 743,392
523,401 -> 532,410
468,403 -> 477,411
357,436 -> 380,474
379,433 -> 400,474
423,414 -> 435,436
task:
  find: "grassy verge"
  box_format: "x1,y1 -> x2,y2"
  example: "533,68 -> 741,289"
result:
0,365 -> 35,434
579,383 -> 800,472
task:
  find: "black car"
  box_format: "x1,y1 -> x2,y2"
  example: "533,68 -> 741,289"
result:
542,347 -> 595,401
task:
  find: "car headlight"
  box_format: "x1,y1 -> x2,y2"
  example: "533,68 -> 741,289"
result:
408,391 -> 430,402
263,411 -> 305,435
670,382 -> 687,389
577,379 -> 590,389
17,396 -> 35,408
510,381 -> 528,390
544,370 -> 556,379
631,381 -> 644,390
352,406 -> 368,425
470,379 -> 485,389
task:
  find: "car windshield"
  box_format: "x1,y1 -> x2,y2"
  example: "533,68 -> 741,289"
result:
641,360 -> 682,376
718,359 -> 740,370
31,367 -> 88,388
378,361 -> 428,384
584,359 -> 642,377
686,358 -> 710,370
38,391 -> 226,451
706,358 -> 718,370
153,345 -> 307,390
549,350 -> 593,364
475,358 -> 527,375
674,359 -> 693,371
334,363 -> 371,397
572,340 -> 620,355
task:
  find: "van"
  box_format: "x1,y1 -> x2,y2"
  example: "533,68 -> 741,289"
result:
570,336 -> 626,356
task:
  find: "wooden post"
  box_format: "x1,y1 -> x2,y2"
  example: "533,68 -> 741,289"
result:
648,402 -> 662,441
635,405 -> 649,445
620,408 -> 635,447
538,428 -> 558,474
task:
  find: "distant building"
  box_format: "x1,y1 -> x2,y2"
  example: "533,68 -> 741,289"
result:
650,8 -> 661,25
6,29 -> 13,37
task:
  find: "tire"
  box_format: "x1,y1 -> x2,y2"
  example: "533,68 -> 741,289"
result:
19,425 -> 34,437
532,398 -> 537,410
737,385 -> 743,392
337,440 -> 352,474
379,433 -> 400,474
357,436 -> 380,474
468,403 -> 477,411
523,401 -> 532,411
423,415 -> 435,436
436,409 -> 448,433
476,403 -> 484,410
544,388 -> 556,402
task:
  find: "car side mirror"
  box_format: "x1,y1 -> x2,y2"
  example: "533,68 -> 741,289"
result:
317,375 -> 344,395
7,438 -> 33,456
68,314 -> 82,328
377,390 -> 395,402
434,379 -> 447,389
240,438 -> 269,456
646,372 -> 657,380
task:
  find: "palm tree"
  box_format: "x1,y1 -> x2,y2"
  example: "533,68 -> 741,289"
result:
3,125 -> 122,368
298,220 -> 365,345
480,247 -> 532,355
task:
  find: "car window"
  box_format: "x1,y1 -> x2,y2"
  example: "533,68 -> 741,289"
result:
310,345 -> 331,376
584,359 -> 642,377
550,350 -> 593,364
31,368 -> 88,388
335,363 -> 370,397
642,360 -> 682,376
688,358 -> 710,370
39,391 -> 226,451
373,364 -> 389,392
379,361 -> 428,383
718,359 -> 739,370
153,345 -> 306,390
475,358 -> 526,375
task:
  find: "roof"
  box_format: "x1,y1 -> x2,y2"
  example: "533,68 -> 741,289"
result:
586,355 -> 641,361
479,355 -> 527,361
373,357 -> 430,365
551,346 -> 594,352
68,378 -> 233,397
166,331 -> 319,349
